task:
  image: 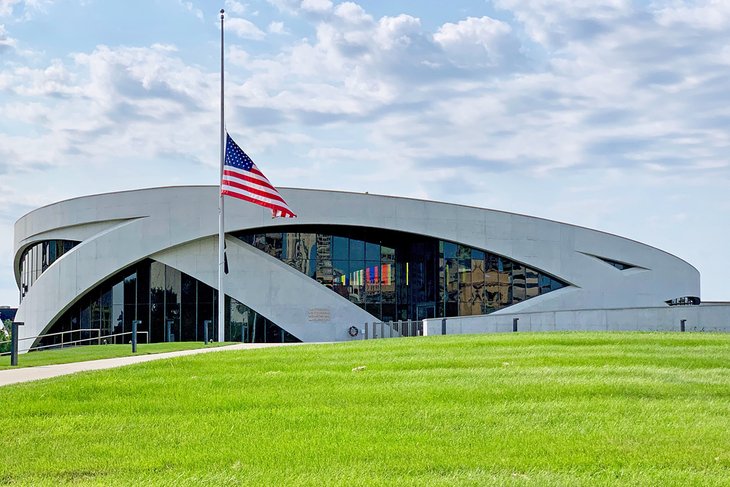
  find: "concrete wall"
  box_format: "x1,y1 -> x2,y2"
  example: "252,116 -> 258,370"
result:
424,303 -> 730,335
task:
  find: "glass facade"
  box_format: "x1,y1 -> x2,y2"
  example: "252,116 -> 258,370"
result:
32,225 -> 568,349
19,240 -> 79,300
225,296 -> 299,343
236,225 -> 567,322
38,259 -> 299,349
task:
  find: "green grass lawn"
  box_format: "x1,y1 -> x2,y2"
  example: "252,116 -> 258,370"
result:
0,342 -> 232,369
1,332 -> 730,486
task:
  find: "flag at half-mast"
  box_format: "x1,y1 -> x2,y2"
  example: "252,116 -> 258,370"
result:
221,132 -> 296,218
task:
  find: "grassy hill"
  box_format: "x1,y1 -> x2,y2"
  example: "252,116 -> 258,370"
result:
1,332 -> 729,485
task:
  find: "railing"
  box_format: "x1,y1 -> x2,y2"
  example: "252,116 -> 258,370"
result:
357,320 -> 424,339
0,329 -> 149,356
0,328 -> 101,354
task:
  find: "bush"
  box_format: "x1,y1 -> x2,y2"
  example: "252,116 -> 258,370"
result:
0,319 -> 11,354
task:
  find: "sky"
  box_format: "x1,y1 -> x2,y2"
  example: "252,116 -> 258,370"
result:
0,0 -> 729,306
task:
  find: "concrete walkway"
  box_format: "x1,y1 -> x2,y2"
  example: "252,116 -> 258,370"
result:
0,343 -> 299,387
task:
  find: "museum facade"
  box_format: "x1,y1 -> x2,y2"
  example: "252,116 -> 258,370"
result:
13,186 -> 710,351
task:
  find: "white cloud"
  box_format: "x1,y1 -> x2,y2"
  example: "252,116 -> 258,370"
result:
334,2 -> 372,25
655,0 -> 730,30
149,43 -> 177,52
177,0 -> 203,21
434,16 -> 520,68
266,0 -> 299,14
226,17 -> 265,39
0,23 -> 15,51
225,0 -> 247,15
375,14 -> 420,50
495,0 -> 633,48
0,0 -> 52,19
227,45 -> 250,66
0,0 -> 19,16
267,21 -> 286,34
0,43 -> 218,179
3,59 -> 79,96
301,0 -> 331,14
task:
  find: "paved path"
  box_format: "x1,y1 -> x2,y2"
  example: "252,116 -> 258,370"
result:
0,343 -> 300,387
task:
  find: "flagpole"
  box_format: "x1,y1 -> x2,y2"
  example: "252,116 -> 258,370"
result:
217,8 -> 226,343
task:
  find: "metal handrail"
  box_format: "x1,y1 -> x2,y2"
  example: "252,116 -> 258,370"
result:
0,328 -> 102,346
29,331 -> 150,352
0,330 -> 150,356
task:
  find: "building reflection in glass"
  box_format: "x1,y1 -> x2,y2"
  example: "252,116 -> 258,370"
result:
236,225 -> 567,322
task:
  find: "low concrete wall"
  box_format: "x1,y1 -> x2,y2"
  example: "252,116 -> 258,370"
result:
423,303 -> 730,335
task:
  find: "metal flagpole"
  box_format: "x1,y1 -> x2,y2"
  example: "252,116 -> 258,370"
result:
218,8 -> 226,342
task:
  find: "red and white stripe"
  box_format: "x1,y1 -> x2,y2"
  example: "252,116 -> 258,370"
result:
221,164 -> 296,218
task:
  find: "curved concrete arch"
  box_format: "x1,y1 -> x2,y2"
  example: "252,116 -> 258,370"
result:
13,186 -> 700,349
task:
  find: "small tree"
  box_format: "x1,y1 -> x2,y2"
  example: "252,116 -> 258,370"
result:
0,319 -> 11,354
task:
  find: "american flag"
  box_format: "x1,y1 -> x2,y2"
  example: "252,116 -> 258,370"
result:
221,133 -> 296,218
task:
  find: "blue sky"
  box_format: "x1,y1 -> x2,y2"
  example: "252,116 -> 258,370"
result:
1,0 -> 729,305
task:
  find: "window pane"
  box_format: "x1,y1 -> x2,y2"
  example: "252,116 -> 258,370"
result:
525,268 -> 540,299
365,260 -> 381,303
181,273 -> 196,341
166,266 -> 181,341
365,242 -> 380,261
150,261 -> 165,342
381,263 -> 396,304
332,236 -> 348,261
381,245 -> 395,264
442,241 -> 457,259
511,263 -> 526,303
349,261 -> 365,306
349,239 -> 365,262
332,260 -> 349,300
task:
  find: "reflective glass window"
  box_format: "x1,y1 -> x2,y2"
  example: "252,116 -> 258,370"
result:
18,239 -> 79,300
381,245 -> 395,263
231,226 -> 569,323
525,268 -> 540,299
365,260 -> 381,304
181,274 -> 197,341
332,236 -> 349,261
349,239 -> 365,262
365,242 -> 380,261
166,266 -> 181,341
511,264 -> 526,303
150,261 -> 165,342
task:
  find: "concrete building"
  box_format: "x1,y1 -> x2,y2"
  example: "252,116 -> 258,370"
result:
12,186 -> 728,351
